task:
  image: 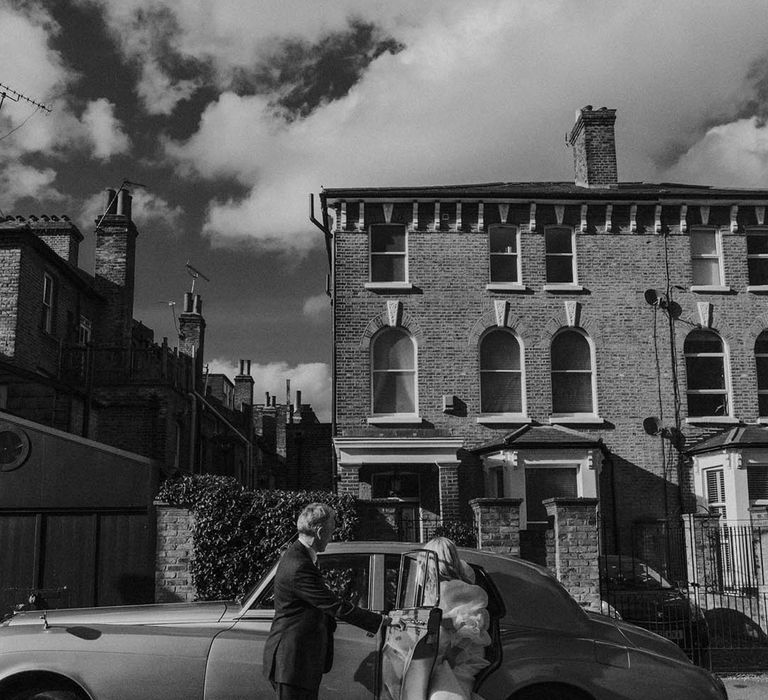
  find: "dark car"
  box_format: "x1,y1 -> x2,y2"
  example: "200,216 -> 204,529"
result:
602,555 -> 710,665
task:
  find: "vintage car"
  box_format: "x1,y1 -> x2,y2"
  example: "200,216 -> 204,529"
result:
0,542 -> 726,700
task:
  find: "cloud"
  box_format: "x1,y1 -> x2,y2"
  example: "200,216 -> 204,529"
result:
81,98 -> 130,159
0,164 -> 64,209
79,187 -> 183,232
207,358 -> 331,421
303,294 -> 330,321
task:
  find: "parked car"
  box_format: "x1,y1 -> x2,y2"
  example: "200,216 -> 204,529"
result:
601,554 -> 710,665
0,542 -> 726,700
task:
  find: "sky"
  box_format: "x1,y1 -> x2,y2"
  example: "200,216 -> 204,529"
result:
1,0 -> 768,420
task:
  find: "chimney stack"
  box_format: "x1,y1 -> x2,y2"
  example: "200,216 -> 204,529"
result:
234,359 -> 254,411
179,293 -> 206,383
568,106 -> 618,189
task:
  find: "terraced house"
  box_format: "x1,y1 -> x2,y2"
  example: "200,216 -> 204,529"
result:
320,106 -> 768,573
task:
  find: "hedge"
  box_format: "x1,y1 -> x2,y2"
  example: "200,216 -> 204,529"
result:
158,474 -> 359,600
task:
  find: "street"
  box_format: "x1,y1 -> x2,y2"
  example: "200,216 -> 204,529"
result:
722,674 -> 768,700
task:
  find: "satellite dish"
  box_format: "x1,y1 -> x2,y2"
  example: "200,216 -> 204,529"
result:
644,289 -> 659,306
643,416 -> 661,436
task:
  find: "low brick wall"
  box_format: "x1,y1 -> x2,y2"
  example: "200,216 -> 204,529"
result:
469,497 -> 522,555
154,501 -> 196,602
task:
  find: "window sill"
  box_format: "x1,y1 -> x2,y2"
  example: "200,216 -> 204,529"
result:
485,283 -> 527,292
747,285 -> 768,294
476,414 -> 532,425
549,414 -> 604,425
757,417 -> 768,424
690,285 -> 731,293
364,282 -> 413,292
367,414 -> 422,425
685,416 -> 740,426
543,284 -> 584,293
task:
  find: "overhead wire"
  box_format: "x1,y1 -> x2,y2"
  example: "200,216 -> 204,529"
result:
0,105 -> 41,141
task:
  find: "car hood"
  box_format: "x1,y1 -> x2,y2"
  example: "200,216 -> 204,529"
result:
4,601 -> 235,628
587,611 -> 691,663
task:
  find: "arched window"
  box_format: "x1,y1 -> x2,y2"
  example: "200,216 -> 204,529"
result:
551,330 -> 594,414
371,328 -> 416,414
480,330 -> 523,413
684,330 -> 729,417
756,331 -> 768,417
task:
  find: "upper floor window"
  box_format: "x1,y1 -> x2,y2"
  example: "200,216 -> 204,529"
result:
756,331 -> 768,417
371,328 -> 416,414
551,329 -> 594,414
78,316 -> 92,346
489,225 -> 520,284
747,228 -> 768,286
370,224 -> 407,283
690,228 -> 723,287
545,226 -> 576,284
42,272 -> 55,334
479,329 -> 523,413
684,329 -> 729,417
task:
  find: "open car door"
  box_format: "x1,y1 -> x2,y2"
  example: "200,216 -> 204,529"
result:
379,550 -> 442,700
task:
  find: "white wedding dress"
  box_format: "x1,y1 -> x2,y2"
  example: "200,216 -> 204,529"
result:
428,577 -> 492,700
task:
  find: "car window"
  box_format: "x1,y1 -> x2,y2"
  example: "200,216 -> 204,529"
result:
384,554 -> 400,612
604,557 -> 672,590
319,553 -> 371,609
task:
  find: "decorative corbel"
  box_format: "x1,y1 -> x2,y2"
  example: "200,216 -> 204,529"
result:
494,299 -> 510,328
529,202 -> 537,231
581,204 -> 588,232
383,203 -> 393,224
757,206 -> 766,226
630,204 -> 637,233
456,202 -> 462,231
731,452 -> 744,470
555,205 -> 565,226
433,202 -> 441,231
498,203 -> 509,224
386,300 -> 402,327
654,204 -> 662,233
358,201 -> 365,231
604,204 -> 613,233
730,205 -> 739,233
565,300 -> 581,327
477,202 -> 484,232
680,204 -> 688,233
700,205 -> 710,226
340,201 -> 347,230
697,302 -> 713,328
412,201 -> 418,230
504,450 -> 518,469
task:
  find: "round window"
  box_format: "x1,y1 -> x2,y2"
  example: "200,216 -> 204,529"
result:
0,424 -> 31,471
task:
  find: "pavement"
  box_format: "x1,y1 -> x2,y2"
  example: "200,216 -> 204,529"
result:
721,674 -> 768,699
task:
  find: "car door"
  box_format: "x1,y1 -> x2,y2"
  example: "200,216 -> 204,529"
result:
202,552 -> 380,700
380,550 -> 442,700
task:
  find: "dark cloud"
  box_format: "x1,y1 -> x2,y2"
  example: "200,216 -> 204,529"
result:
232,19 -> 404,120
739,51 -> 768,125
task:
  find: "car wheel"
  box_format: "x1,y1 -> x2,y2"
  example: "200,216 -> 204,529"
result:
512,683 -> 592,700
7,688 -> 84,700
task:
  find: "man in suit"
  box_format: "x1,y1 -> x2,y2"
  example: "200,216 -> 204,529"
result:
263,502 -> 388,699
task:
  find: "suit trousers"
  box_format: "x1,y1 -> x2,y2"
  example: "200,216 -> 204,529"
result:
272,680 -> 319,700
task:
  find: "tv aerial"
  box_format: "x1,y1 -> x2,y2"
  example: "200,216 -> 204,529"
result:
0,82 -> 52,114
156,300 -> 180,338
185,261 -> 211,294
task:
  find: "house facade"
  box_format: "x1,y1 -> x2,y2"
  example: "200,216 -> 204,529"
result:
321,106 -> 768,553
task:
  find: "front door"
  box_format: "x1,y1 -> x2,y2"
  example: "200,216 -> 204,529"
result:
380,550 -> 442,700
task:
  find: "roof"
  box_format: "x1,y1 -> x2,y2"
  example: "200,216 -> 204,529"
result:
322,181 -> 768,202
470,424 -> 604,456
686,424 -> 768,455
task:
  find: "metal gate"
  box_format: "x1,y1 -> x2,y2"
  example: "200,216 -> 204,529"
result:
0,508 -> 154,616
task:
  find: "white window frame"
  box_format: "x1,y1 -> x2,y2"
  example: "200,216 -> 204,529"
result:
683,329 -> 734,423
77,316 -> 92,346
756,331 -> 768,419
746,227 -> 768,291
549,328 -> 601,424
366,223 -> 411,290
543,226 -> 580,290
368,328 -> 419,423
42,272 -> 54,334
487,224 -> 524,291
690,227 -> 727,291
477,328 -> 529,423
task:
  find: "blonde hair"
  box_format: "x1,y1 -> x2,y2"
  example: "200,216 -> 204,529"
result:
296,503 -> 335,535
423,536 -> 472,583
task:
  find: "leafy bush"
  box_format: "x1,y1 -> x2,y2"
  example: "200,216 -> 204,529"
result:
158,474 -> 359,600
433,519 -> 477,548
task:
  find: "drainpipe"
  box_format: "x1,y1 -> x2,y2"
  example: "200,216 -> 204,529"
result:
188,392 -> 198,473
309,193 -> 337,491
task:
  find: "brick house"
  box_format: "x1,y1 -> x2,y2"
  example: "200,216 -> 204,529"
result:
320,105 -> 768,556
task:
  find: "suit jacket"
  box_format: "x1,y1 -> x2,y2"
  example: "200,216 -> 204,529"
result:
262,540 -> 383,691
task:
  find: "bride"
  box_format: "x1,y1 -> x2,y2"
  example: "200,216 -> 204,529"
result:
423,537 -> 492,700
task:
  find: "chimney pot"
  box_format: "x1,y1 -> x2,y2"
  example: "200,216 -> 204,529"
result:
104,189 -> 117,215
184,292 -> 193,313
117,188 -> 132,219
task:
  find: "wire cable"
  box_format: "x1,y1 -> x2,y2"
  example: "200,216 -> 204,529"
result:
0,106 -> 40,141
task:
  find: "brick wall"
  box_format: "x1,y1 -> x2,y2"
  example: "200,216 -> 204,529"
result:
470,497 -> 522,555
333,198 -> 767,535
154,502 -> 196,602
